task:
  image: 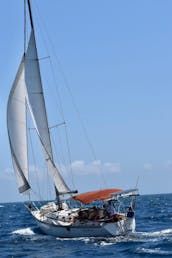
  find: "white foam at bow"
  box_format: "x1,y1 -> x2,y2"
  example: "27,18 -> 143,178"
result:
11,227 -> 35,235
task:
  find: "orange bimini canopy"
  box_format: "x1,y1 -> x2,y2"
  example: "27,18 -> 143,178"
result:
72,188 -> 123,204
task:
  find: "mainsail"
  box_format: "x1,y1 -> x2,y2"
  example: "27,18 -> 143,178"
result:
25,30 -> 70,194
7,12 -> 71,194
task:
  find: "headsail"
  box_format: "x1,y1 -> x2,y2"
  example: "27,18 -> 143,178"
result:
7,57 -> 30,194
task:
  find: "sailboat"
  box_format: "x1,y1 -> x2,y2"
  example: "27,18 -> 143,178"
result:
7,0 -> 139,238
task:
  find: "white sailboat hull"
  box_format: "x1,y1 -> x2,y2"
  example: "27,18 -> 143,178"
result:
37,221 -> 111,237
31,210 -> 135,238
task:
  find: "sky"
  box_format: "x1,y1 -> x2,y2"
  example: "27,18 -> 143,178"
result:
1,0 -> 172,202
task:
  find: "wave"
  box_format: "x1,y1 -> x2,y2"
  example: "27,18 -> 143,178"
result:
10,227 -> 172,245
53,228 -> 172,243
11,227 -> 35,236
132,228 -> 172,238
136,247 -> 172,255
55,237 -> 98,244
78,229 -> 172,246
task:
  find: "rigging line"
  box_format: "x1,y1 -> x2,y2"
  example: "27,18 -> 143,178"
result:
48,59 -> 76,190
30,188 -> 44,203
49,51 -> 98,162
49,56 -> 107,188
64,124 -> 76,191
50,135 -> 66,183
50,129 -> 67,175
37,56 -> 50,61
49,122 -> 66,129
50,126 -> 75,191
24,0 -> 26,54
49,61 -> 108,189
43,159 -> 54,202
28,122 -> 65,131
46,51 -> 100,186
49,63 -> 107,190
28,128 -> 42,200
135,176 -> 139,189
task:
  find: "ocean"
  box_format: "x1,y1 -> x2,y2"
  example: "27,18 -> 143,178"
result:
1,194 -> 172,258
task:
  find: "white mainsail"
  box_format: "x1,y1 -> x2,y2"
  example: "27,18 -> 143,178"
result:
7,28 -> 71,195
25,30 -> 70,194
7,57 -> 30,194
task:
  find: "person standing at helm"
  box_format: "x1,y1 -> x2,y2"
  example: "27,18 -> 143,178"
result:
106,200 -> 116,217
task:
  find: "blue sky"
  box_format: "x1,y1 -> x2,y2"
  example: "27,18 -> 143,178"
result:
1,0 -> 172,202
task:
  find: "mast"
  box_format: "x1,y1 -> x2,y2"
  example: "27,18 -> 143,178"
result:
27,0 -> 34,31
24,0 -> 26,54
25,0 -> 68,204
25,0 -> 77,204
26,0 -> 60,202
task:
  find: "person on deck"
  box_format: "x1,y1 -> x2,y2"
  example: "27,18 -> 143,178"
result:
127,206 -> 135,218
106,200 -> 116,217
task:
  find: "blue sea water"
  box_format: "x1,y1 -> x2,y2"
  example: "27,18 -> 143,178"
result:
1,194 -> 172,258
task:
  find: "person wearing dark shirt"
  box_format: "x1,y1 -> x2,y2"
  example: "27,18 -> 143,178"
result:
127,206 -> 134,218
